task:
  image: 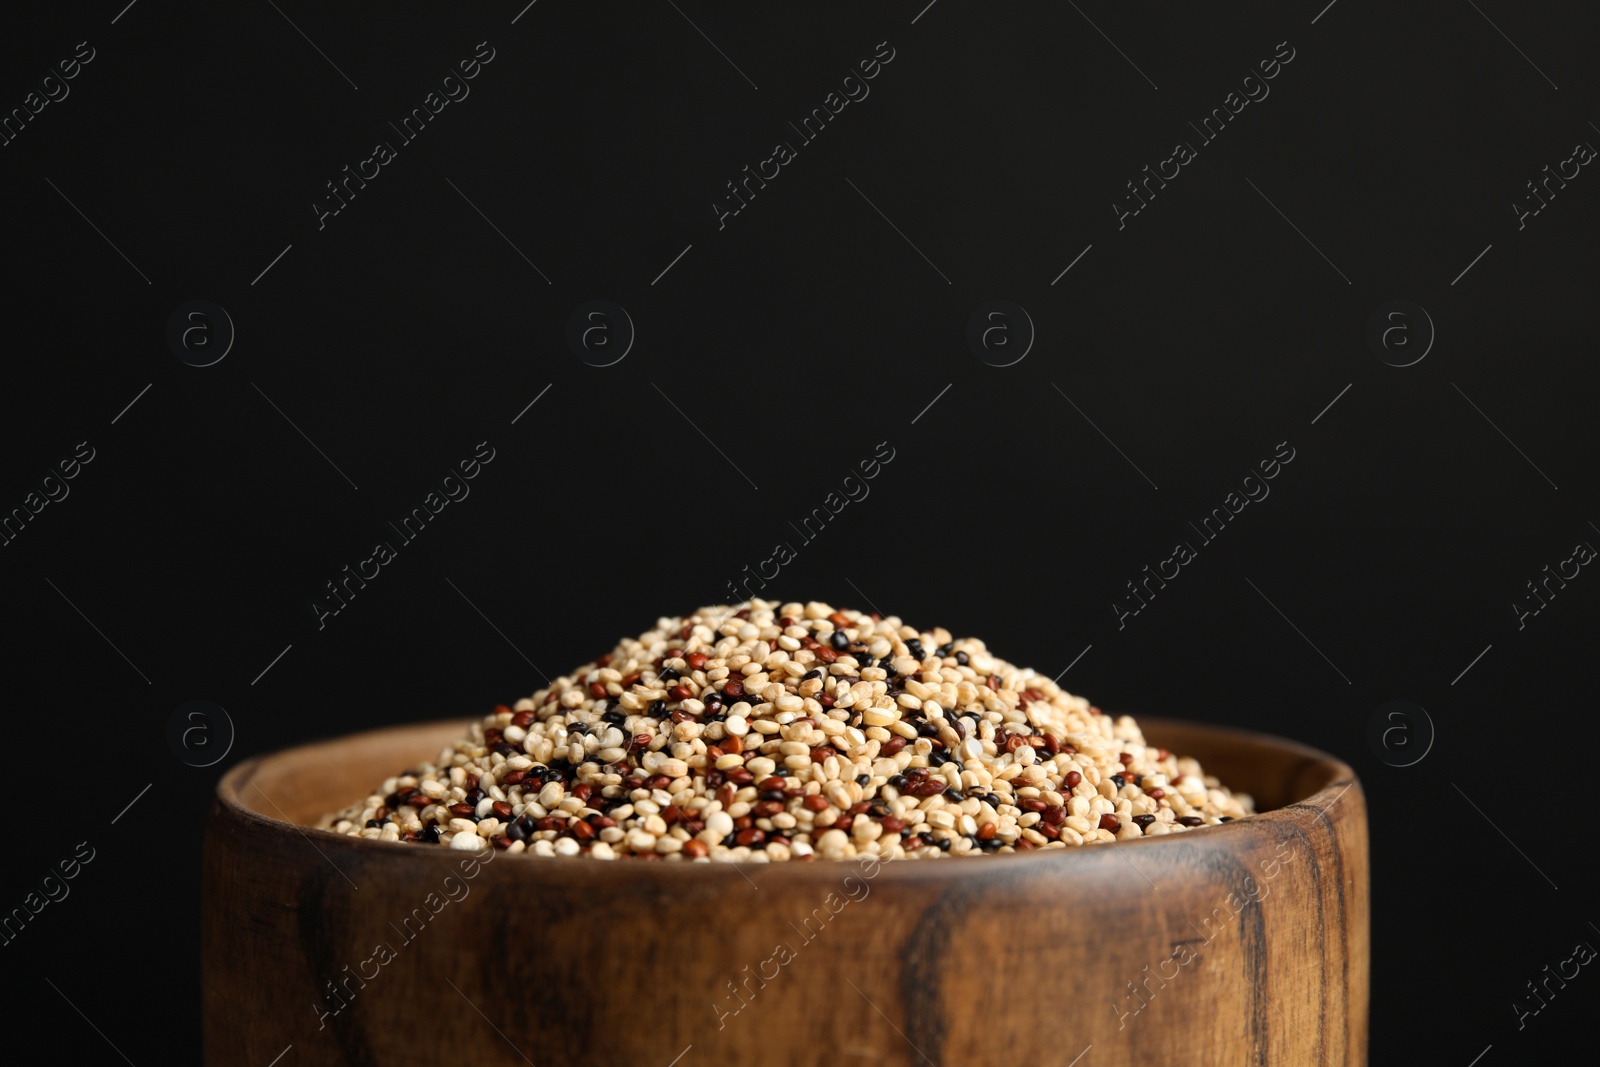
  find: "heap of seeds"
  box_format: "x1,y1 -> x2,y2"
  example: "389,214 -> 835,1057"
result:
321,600 -> 1253,860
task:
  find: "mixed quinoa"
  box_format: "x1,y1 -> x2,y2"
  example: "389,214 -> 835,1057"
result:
321,600 -> 1253,860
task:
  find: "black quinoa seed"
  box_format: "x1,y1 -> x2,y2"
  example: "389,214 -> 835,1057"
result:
936,642 -> 953,658
602,709 -> 626,725
365,819 -> 385,828
659,668 -> 680,681
856,774 -> 871,786
1179,816 -> 1204,827
1133,814 -> 1155,829
1110,774 -> 1125,789
419,826 -> 440,844
831,630 -> 850,650
648,699 -> 666,716
906,638 -> 924,660
955,651 -> 969,666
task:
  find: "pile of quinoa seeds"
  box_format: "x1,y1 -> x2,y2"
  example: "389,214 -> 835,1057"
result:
321,601 -> 1254,861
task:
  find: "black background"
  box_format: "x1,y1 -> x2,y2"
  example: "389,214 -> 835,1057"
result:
3,2 -> 1597,1063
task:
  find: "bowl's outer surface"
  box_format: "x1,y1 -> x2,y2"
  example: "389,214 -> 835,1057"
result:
203,718 -> 1368,1066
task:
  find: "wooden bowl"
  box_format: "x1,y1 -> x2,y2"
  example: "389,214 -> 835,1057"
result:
204,717 -> 1367,1066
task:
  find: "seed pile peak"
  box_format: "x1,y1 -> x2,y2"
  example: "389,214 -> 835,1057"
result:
322,600 -> 1253,859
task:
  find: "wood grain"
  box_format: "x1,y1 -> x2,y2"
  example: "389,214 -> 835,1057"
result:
203,717 -> 1367,1065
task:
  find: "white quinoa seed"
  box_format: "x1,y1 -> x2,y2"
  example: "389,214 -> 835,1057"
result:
321,600 -> 1254,860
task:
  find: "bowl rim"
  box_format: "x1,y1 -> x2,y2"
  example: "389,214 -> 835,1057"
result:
213,715 -> 1358,877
